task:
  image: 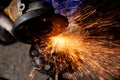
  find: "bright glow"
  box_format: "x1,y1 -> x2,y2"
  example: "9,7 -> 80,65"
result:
47,33 -> 84,69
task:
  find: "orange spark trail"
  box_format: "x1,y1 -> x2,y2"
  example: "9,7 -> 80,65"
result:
30,0 -> 120,79
48,33 -> 84,69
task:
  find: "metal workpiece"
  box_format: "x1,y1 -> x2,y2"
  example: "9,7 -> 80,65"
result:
29,42 -> 77,80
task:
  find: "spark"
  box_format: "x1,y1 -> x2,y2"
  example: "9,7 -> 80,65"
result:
29,68 -> 36,80
31,0 -> 120,80
29,67 -> 41,80
48,33 -> 84,68
41,20 -> 120,79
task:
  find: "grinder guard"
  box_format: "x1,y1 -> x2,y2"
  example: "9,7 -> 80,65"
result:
12,0 -> 68,44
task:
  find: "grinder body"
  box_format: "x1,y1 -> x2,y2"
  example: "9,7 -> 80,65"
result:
4,0 -> 68,44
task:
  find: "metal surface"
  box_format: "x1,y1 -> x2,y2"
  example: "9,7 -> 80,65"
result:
29,41 -> 77,80
0,42 -> 48,80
